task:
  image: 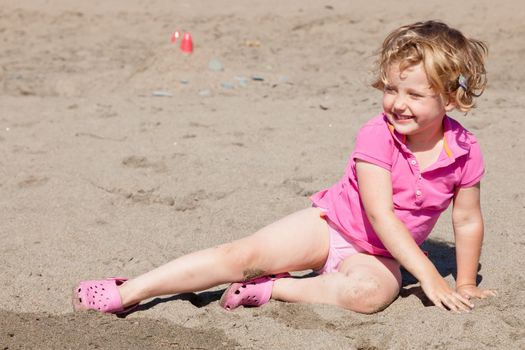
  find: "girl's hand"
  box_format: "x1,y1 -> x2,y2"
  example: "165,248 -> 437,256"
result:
456,284 -> 497,300
420,275 -> 475,313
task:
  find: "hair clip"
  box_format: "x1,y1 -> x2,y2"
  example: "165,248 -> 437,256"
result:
458,74 -> 468,90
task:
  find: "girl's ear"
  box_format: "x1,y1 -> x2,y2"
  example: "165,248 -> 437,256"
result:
443,94 -> 457,112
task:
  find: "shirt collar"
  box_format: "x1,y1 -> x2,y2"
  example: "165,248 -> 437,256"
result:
442,115 -> 471,160
383,113 -> 471,163
383,114 -> 407,145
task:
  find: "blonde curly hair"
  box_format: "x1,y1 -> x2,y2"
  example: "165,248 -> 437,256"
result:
372,20 -> 488,112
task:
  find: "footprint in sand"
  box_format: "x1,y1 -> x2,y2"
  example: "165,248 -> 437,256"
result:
121,155 -> 168,173
282,176 -> 315,197
17,176 -> 49,188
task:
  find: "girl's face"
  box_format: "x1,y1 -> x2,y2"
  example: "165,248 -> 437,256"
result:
382,62 -> 455,143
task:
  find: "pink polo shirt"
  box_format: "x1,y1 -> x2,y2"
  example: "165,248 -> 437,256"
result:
310,113 -> 484,257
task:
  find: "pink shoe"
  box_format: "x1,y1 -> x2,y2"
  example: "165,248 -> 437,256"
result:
219,273 -> 290,311
72,277 -> 137,314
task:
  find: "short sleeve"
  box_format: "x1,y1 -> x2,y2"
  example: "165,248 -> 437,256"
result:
352,122 -> 394,171
458,139 -> 484,187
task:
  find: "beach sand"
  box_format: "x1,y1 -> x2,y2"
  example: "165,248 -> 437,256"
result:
1,0 -> 524,348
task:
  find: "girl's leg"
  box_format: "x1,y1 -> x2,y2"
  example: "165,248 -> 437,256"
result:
271,253 -> 401,314
118,207 -> 330,307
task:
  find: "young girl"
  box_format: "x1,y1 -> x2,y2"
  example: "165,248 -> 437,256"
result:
74,20 -> 496,315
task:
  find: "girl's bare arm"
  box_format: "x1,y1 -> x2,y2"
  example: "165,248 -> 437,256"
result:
452,183 -> 496,298
356,159 -> 474,312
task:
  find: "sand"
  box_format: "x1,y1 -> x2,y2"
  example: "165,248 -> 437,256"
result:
1,0 -> 524,349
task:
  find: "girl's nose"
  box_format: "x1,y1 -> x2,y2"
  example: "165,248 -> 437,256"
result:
393,95 -> 407,112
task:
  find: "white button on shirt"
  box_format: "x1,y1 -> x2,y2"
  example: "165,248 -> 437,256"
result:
416,190 -> 422,196
410,159 -> 417,165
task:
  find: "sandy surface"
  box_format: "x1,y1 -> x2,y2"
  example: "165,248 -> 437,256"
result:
1,0 -> 524,349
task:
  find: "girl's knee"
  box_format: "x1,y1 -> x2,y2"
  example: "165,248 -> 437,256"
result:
215,239 -> 261,278
359,288 -> 399,314
337,270 -> 400,314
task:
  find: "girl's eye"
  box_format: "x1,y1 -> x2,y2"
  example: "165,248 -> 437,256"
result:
409,93 -> 423,98
384,87 -> 396,93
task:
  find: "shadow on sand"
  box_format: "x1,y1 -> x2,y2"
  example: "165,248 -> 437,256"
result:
399,238 -> 483,306
118,290 -> 225,317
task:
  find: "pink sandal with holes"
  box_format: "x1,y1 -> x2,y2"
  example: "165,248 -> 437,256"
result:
219,273 -> 290,311
72,277 -> 137,314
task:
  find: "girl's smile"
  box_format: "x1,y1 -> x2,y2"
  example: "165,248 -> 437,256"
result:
393,114 -> 414,122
